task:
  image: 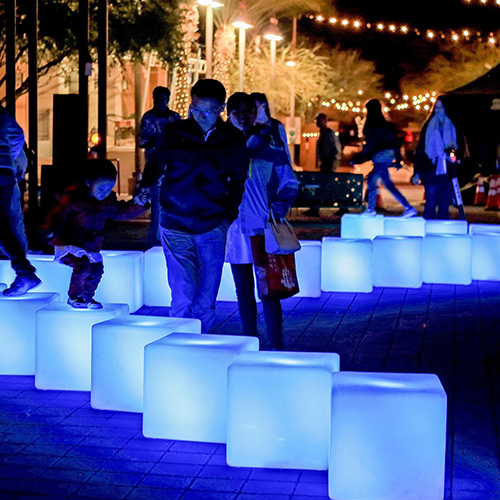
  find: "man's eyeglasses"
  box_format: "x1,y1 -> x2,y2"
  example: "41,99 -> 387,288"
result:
190,105 -> 223,118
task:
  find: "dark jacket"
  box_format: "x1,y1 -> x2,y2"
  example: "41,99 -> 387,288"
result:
43,184 -> 147,252
142,117 -> 249,234
353,122 -> 401,165
0,106 -> 25,171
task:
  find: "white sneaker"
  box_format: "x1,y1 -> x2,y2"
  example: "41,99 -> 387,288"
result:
402,207 -> 417,218
363,209 -> 376,217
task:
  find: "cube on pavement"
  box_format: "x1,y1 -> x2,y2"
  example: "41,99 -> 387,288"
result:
295,241 -> 322,298
340,213 -> 384,240
472,232 -> 500,281
0,293 -> 59,375
35,302 -> 129,391
0,254 -> 71,300
144,246 -> 171,307
423,234 -> 472,285
469,223 -> 500,235
143,333 -> 259,443
227,351 -> 340,470
373,236 -> 423,288
95,250 -> 144,312
321,237 -> 373,293
425,220 -> 468,235
384,216 -> 426,237
91,315 -> 201,412
329,371 -> 447,500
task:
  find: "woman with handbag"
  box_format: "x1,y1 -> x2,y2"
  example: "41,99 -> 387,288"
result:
352,99 -> 417,217
225,92 -> 298,350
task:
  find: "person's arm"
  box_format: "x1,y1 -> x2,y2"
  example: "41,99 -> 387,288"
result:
138,113 -> 154,149
270,160 -> 299,219
4,111 -> 25,161
225,136 -> 250,223
107,192 -> 149,221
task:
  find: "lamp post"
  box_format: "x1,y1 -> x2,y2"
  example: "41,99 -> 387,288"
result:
232,2 -> 253,92
198,0 -> 223,79
263,17 -> 282,85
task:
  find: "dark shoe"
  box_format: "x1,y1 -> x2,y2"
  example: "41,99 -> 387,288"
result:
86,299 -> 103,310
3,274 -> 42,297
67,297 -> 88,309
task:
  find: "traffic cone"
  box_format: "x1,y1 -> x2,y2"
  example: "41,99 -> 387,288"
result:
486,175 -> 500,210
474,176 -> 487,206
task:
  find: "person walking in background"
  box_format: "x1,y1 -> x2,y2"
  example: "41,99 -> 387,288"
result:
139,86 -> 181,246
139,79 -> 249,332
251,92 -> 292,167
42,160 -> 148,309
412,97 -> 459,220
0,105 -> 41,296
226,92 -> 298,351
316,113 -> 341,173
352,99 -> 417,217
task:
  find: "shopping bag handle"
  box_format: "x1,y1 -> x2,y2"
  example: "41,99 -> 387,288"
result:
269,209 -> 294,234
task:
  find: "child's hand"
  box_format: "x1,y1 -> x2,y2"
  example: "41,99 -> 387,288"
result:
133,187 -> 151,206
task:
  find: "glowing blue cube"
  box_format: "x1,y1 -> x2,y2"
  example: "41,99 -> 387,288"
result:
423,234 -> 472,285
295,241 -> 322,298
35,302 -> 129,391
384,216 -> 426,237
0,254 -> 71,300
143,333 -> 259,443
0,293 -> 59,375
95,250 -> 144,312
340,213 -> 384,240
321,238 -> 373,293
425,219 -> 468,235
91,315 -> 201,412
144,246 -> 172,306
469,223 -> 500,235
373,236 -> 423,288
227,351 -> 340,470
472,232 -> 500,281
329,372 -> 447,500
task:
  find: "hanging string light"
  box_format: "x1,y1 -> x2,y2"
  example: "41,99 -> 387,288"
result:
463,0 -> 500,6
307,13 -> 498,45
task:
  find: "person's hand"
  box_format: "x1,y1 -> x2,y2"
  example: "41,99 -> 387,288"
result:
411,173 -> 420,185
133,186 -> 151,206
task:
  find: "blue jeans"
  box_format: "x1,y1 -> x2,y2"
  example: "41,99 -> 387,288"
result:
367,157 -> 411,211
160,221 -> 228,331
230,263 -> 283,350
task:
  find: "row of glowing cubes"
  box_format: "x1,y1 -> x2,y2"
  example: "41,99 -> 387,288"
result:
0,296 -> 446,500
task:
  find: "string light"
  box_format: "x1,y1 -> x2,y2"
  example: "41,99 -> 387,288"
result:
464,0 -> 500,5
308,13 -> 498,45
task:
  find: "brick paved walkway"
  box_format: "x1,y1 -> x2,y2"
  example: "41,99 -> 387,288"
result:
2,280 -> 500,499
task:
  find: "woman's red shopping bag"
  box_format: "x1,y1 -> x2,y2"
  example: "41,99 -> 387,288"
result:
251,235 -> 299,300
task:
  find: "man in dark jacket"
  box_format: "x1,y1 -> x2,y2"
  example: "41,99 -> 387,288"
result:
140,79 -> 249,331
0,106 -> 41,296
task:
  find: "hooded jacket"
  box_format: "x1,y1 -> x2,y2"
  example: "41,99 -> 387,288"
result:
0,106 -> 25,171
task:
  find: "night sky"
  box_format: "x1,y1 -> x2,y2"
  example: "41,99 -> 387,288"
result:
296,0 -> 499,91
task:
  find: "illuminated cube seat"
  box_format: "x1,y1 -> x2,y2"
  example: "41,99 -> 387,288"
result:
95,250 -> 144,312
425,219 -> 468,235
321,237 -> 373,293
0,254 -> 71,299
143,246 -> 171,307
35,302 -> 129,391
384,216 -> 426,237
340,213 -> 384,240
0,293 -> 59,375
373,236 -> 423,288
329,372 -> 447,500
423,234 -> 472,285
91,315 -> 201,412
295,240 -> 322,298
469,223 -> 500,235
472,232 -> 500,281
227,351 -> 340,470
143,333 -> 259,443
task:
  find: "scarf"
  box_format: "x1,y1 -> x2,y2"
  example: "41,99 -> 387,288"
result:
425,115 -> 458,175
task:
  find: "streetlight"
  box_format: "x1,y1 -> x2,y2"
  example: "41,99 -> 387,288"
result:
198,0 -> 223,79
263,17 -> 282,84
232,2 -> 253,91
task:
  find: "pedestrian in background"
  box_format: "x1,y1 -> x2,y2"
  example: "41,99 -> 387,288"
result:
139,86 -> 181,246
316,112 -> 342,173
413,97 -> 459,220
352,99 -> 417,217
